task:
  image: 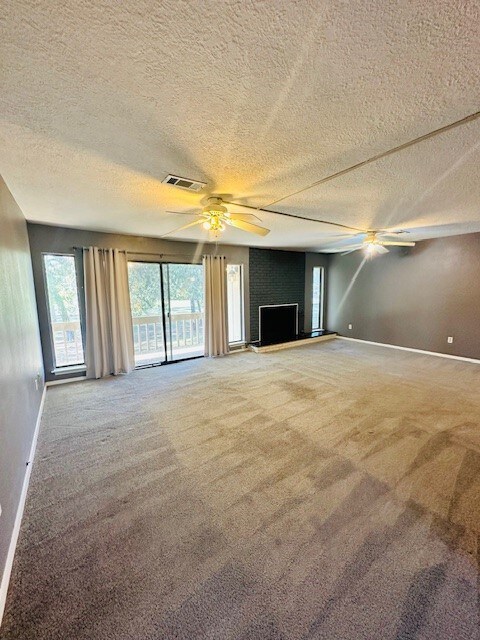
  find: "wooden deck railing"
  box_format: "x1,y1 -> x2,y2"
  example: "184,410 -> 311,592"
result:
132,313 -> 204,355
51,321 -> 84,366
52,313 -> 204,366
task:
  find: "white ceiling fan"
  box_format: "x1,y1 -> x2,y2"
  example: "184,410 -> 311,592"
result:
323,230 -> 415,256
162,197 -> 270,239
162,193 -> 415,254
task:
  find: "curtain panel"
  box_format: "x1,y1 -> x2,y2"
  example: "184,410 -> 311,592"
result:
203,255 -> 229,357
83,247 -> 135,378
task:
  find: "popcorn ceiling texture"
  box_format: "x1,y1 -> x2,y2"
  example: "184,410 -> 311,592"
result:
1,0 -> 479,249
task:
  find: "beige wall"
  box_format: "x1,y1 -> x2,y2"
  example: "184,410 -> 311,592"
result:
0,178 -> 44,599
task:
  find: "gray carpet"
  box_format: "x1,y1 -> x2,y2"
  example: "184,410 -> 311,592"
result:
2,339 -> 480,639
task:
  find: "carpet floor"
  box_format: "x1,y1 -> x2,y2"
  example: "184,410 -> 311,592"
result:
2,339 -> 480,639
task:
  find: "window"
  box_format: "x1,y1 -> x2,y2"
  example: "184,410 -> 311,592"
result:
44,254 -> 84,367
227,264 -> 244,343
311,266 -> 324,331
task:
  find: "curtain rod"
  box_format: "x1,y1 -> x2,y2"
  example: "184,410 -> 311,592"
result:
72,246 -> 202,259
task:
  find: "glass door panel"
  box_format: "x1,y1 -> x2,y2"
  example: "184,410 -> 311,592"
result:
163,263 -> 204,361
128,262 -> 166,366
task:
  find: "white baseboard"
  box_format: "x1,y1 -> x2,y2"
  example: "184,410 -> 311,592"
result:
339,336 -> 480,365
46,375 -> 86,387
0,384 -> 46,626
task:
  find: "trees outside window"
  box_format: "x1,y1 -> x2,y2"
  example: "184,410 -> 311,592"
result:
127,262 -> 204,316
44,254 -> 84,367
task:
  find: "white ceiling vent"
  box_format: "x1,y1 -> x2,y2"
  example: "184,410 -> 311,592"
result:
162,174 -> 206,192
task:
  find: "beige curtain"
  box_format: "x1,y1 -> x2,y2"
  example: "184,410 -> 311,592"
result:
83,247 -> 135,378
203,255 -> 229,357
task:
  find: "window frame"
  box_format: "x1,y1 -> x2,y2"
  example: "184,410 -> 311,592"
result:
311,266 -> 325,331
226,263 -> 245,345
42,252 -> 85,370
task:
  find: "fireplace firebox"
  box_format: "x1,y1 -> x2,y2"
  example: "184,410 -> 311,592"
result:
259,304 -> 298,346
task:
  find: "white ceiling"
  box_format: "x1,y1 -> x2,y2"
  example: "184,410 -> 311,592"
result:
1,0 -> 479,251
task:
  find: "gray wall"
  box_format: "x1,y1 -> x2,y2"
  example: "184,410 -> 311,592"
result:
249,248 -> 306,342
28,223 -> 250,380
0,178 -> 44,591
327,233 -> 480,359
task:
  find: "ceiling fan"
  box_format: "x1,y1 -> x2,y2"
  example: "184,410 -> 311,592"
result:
162,197 -> 270,239
323,230 -> 416,256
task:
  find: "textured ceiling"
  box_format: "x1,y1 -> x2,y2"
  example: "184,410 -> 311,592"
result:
1,0 -> 479,250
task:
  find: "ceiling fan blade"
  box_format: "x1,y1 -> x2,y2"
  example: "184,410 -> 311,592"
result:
228,212 -> 262,222
379,241 -> 415,247
378,229 -> 410,235
166,210 -> 207,217
323,243 -> 365,253
377,234 -> 405,241
161,219 -> 204,237
225,218 -> 270,236
374,244 -> 389,254
223,200 -> 366,232
341,247 -> 362,256
320,233 -> 364,243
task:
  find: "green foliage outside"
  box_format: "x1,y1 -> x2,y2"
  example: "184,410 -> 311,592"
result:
128,262 -> 204,317
44,255 -> 81,322
45,256 -> 204,322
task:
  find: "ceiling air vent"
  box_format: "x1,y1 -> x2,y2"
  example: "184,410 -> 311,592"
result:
162,174 -> 206,192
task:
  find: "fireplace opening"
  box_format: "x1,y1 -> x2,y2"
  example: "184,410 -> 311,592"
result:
259,304 -> 298,345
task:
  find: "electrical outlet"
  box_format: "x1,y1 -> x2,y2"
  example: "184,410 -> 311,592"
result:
447,336 -> 454,344
348,324 -> 353,330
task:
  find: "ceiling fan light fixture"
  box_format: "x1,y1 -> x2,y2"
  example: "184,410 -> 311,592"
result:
163,196 -> 270,238
326,229 -> 413,255
364,241 -> 385,258
203,214 -> 226,233
202,198 -> 228,217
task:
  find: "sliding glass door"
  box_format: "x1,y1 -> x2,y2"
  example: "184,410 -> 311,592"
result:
128,261 -> 204,367
163,263 -> 204,361
128,262 -> 166,366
